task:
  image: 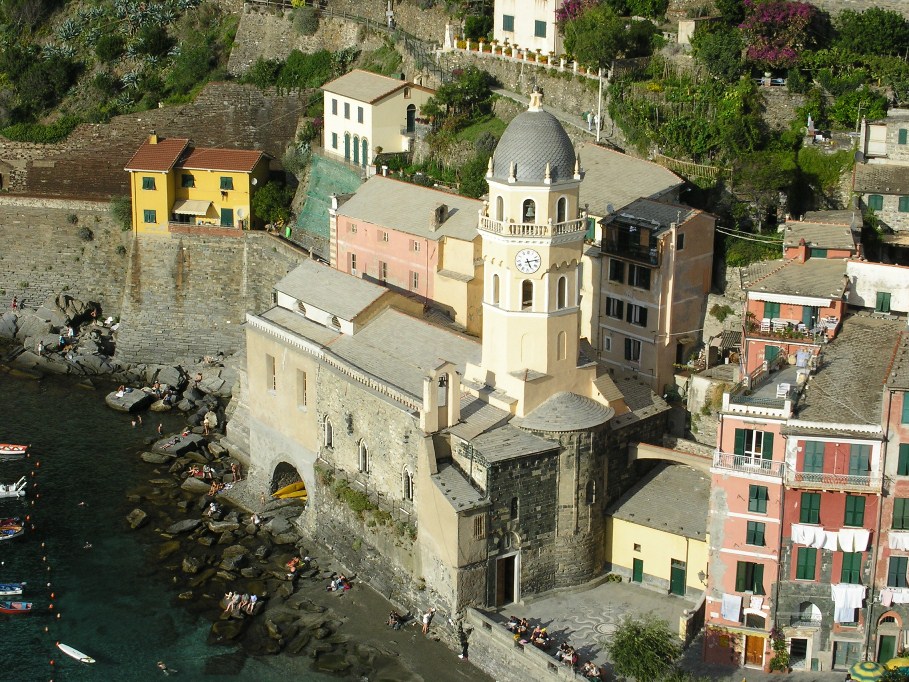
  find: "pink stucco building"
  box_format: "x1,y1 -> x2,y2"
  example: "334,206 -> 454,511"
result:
328,175 -> 484,334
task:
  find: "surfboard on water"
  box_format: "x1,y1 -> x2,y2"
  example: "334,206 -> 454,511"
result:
57,642 -> 95,664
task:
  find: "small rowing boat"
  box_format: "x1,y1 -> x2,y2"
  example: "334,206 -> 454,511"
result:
272,481 -> 305,498
57,642 -> 96,664
0,443 -> 28,461
0,476 -> 26,498
0,582 -> 25,596
0,600 -> 32,614
0,527 -> 24,541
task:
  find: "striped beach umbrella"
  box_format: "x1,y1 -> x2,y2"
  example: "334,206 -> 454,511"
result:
849,661 -> 885,681
885,656 -> 909,671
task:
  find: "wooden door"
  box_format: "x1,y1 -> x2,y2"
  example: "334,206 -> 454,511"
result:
744,635 -> 764,667
878,635 -> 896,663
632,558 -> 643,583
669,560 -> 686,596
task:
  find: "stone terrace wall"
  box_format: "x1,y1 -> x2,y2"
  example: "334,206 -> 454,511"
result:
667,0 -> 909,19
326,0 -> 453,44
0,203 -> 131,314
114,231 -> 310,364
0,83 -> 308,199
228,9 -> 379,76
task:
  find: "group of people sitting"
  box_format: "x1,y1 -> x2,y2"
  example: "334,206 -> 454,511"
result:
285,555 -> 312,579
505,616 -> 603,680
222,591 -> 259,616
327,574 -> 352,592
386,610 -> 404,630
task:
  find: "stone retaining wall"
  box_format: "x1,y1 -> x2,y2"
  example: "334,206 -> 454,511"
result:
115,231 -> 311,364
465,609 -> 574,682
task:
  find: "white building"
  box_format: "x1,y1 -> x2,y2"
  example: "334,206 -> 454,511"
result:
493,0 -> 563,56
321,70 -> 434,167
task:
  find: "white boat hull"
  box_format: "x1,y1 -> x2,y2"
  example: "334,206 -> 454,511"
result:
57,642 -> 95,664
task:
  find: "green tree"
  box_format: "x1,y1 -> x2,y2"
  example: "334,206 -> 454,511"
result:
627,0 -> 669,19
835,8 -> 909,57
242,57 -> 282,89
691,26 -> 744,81
464,14 -> 492,41
828,89 -> 887,130
252,181 -> 294,225
166,43 -> 215,96
563,4 -> 632,67
607,614 -> 682,682
714,0 -> 745,24
136,25 -> 172,58
459,152 -> 491,198
422,66 -> 492,121
733,149 -> 797,226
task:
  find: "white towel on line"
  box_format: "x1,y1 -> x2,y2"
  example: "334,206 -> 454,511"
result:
721,593 -> 742,622
811,526 -> 827,548
852,529 -> 870,552
790,523 -> 812,545
750,595 -> 764,611
890,532 -> 909,551
831,583 -> 866,623
838,528 -> 855,553
823,531 -> 839,551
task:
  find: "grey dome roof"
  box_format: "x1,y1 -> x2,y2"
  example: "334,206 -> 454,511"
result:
491,104 -> 577,184
513,392 -> 614,432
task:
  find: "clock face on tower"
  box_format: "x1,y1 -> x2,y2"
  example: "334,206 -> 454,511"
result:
515,249 -> 541,274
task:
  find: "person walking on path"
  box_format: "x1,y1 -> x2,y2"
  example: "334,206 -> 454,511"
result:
422,607 -> 436,635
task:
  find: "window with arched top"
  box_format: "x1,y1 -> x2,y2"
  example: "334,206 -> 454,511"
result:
557,275 -> 567,309
522,199 -> 536,223
495,195 -> 504,221
510,496 -> 519,520
403,469 -> 414,501
557,331 -> 567,361
492,274 -> 500,305
585,479 -> 596,505
557,196 -> 567,223
352,135 -> 360,165
521,280 -> 533,310
358,441 -> 370,474
324,418 -> 334,448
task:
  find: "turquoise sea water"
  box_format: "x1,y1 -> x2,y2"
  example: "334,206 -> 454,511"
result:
0,373 -> 331,682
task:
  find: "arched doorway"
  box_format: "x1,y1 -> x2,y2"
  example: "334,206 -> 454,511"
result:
406,104 -> 416,133
344,133 -> 350,161
361,138 -> 369,168
270,462 -> 308,503
352,135 -> 360,165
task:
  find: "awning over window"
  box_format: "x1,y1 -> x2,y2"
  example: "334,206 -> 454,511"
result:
172,199 -> 211,216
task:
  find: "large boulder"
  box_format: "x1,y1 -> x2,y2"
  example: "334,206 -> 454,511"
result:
126,508 -> 148,529
0,312 -> 18,339
181,477 -> 211,495
15,313 -> 52,341
141,451 -> 173,464
105,388 -> 154,413
166,518 -> 202,534
156,366 -> 186,390
153,432 -> 204,456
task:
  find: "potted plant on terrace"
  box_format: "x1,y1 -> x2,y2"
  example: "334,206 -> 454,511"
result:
768,626 -> 790,673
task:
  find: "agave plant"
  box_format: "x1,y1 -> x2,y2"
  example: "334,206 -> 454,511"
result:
125,43 -> 139,59
121,71 -> 140,89
84,6 -> 106,21
83,27 -> 102,46
167,45 -> 181,58
176,0 -> 201,10
144,55 -> 159,68
57,18 -> 81,41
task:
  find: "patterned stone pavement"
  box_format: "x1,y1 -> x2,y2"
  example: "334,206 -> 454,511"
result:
494,579 -> 696,669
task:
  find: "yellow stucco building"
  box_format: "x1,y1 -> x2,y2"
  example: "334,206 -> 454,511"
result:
125,133 -> 270,235
606,463 -> 710,599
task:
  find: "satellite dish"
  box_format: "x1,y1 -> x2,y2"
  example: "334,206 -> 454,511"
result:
251,178 -> 258,186
236,207 -> 247,219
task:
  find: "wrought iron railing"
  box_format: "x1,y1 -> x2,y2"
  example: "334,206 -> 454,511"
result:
601,240 -> 660,265
712,451 -> 785,478
786,470 -> 883,492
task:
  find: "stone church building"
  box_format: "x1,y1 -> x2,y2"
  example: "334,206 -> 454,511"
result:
233,93 -> 670,614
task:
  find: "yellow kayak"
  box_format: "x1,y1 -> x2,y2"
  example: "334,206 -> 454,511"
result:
278,489 -> 308,500
272,481 -> 306,498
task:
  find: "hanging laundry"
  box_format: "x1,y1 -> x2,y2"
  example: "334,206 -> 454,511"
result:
831,583 -> 866,623
890,532 -> 909,551
823,531 -> 839,551
838,528 -> 856,553
881,589 -> 893,607
852,529 -> 870,552
721,593 -> 742,622
811,526 -> 827,549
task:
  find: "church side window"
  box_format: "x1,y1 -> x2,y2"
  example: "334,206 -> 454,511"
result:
324,418 -> 333,448
403,469 -> 414,501
557,331 -> 567,360
492,274 -> 500,305
521,280 -> 533,310
358,441 -> 370,474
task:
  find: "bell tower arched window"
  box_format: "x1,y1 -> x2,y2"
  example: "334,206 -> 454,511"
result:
557,196 -> 567,223
521,280 -> 533,310
492,273 -> 500,305
557,276 -> 567,309
522,199 -> 536,223
496,195 -> 504,221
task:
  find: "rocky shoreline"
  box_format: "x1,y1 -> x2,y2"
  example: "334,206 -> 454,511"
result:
125,430 -> 489,681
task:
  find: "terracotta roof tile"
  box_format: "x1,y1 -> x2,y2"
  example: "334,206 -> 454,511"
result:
124,138 -> 190,172
179,147 -> 265,173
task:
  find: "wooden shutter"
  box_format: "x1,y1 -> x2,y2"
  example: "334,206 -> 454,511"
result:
734,429 -> 746,457
761,432 -> 774,460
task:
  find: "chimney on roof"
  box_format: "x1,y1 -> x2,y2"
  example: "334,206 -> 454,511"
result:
797,237 -> 808,263
431,204 -> 448,231
149,131 -> 158,145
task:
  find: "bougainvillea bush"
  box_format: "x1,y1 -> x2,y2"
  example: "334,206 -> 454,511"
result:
739,0 -> 816,69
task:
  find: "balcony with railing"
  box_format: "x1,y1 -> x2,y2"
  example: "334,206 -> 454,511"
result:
601,224 -> 661,266
712,451 -> 785,478
785,469 -> 883,493
478,214 -> 586,238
